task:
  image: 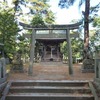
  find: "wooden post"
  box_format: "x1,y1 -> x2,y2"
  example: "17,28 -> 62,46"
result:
66,29 -> 73,75
28,29 -> 36,76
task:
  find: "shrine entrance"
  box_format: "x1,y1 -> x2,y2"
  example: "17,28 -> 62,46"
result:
37,38 -> 65,62
19,22 -> 81,75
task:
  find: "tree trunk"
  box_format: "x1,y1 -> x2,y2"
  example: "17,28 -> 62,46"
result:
83,0 -> 90,59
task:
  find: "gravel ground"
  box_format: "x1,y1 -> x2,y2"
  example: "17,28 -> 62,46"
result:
7,62 -> 95,81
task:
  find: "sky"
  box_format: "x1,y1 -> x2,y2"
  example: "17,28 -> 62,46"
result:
6,0 -> 100,25
48,0 -> 100,24
48,0 -> 82,24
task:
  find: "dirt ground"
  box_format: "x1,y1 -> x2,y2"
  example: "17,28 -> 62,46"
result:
7,62 -> 95,81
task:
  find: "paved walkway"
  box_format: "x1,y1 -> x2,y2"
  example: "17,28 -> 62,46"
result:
8,62 -> 95,81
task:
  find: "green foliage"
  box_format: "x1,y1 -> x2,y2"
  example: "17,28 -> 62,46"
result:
93,17 -> 100,27
60,41 -> 67,53
17,35 -> 25,41
90,15 -> 100,53
0,2 -> 19,59
44,10 -> 55,24
27,0 -> 50,14
12,0 -> 26,13
16,36 -> 30,59
60,37 -> 83,60
58,0 -> 76,8
11,0 -> 55,62
90,3 -> 100,14
71,38 -> 83,58
30,14 -> 45,26
60,41 -> 68,60
90,30 -> 100,52
58,0 -> 100,59
28,0 -> 55,25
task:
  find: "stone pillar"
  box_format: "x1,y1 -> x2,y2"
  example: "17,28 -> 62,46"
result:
95,52 -> 100,78
1,58 -> 6,78
28,29 -> 36,76
0,61 -> 2,78
99,62 -> 100,78
0,58 -> 6,78
66,29 -> 73,75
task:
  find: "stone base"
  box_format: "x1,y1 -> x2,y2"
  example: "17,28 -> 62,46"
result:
11,62 -> 24,73
81,59 -> 94,73
81,68 -> 94,73
50,58 -> 53,61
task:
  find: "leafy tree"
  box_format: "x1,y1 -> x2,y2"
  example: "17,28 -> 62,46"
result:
58,0 -> 90,59
90,16 -> 100,53
90,30 -> 100,55
12,0 -> 27,15
60,37 -> 83,63
10,0 -> 55,63
0,1 -> 19,59
44,10 -> 55,24
11,0 -> 55,23
60,41 -> 68,61
0,0 -> 55,62
28,0 -> 55,25
58,0 -> 100,59
58,0 -> 77,8
71,38 -> 83,58
16,35 -> 30,62
30,14 -> 45,26
93,17 -> 100,27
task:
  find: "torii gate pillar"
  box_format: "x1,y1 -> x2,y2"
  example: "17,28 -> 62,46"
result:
28,29 -> 36,76
66,29 -> 73,75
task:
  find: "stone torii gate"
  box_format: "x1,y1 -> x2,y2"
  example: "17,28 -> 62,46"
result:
19,22 -> 81,76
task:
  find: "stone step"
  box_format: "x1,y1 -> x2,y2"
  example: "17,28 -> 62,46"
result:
11,80 -> 89,87
4,80 -> 95,100
9,86 -> 91,94
6,93 -> 94,100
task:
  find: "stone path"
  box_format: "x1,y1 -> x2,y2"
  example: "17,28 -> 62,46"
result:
8,62 -> 95,81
